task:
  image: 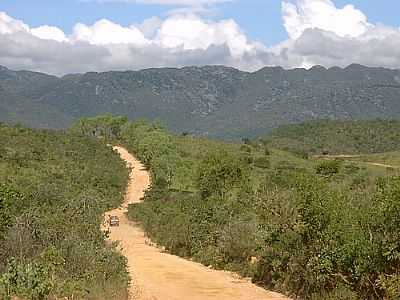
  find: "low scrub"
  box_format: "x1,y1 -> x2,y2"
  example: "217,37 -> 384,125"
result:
0,124 -> 130,299
75,116 -> 400,300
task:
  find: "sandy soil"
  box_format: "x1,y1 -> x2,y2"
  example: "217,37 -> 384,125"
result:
364,162 -> 399,169
313,154 -> 362,159
104,146 -> 290,300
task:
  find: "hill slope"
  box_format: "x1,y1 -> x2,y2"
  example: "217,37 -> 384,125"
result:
1,64 -> 400,138
0,124 -> 129,299
85,117 -> 398,300
265,119 -> 400,155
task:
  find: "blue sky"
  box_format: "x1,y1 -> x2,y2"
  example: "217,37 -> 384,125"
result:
0,0 -> 400,74
1,0 -> 399,46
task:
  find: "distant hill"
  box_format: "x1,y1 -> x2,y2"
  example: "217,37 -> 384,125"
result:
265,119 -> 400,155
1,64 -> 400,138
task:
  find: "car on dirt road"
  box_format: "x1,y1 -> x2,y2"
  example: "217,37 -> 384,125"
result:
108,215 -> 120,227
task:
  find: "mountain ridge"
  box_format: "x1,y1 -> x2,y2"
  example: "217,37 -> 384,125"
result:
5,63 -> 400,77
1,64 -> 400,138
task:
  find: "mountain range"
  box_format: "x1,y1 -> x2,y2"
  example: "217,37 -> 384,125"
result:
1,64 -> 400,138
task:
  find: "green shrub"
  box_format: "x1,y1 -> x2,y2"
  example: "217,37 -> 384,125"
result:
240,154 -> 254,165
197,151 -> 247,199
0,259 -> 53,300
292,149 -> 309,159
316,160 -> 341,176
254,156 -> 270,169
120,118 -> 400,300
343,163 -> 361,175
267,119 -> 400,155
240,145 -> 252,153
217,217 -> 259,264
377,274 -> 400,299
0,124 -> 129,299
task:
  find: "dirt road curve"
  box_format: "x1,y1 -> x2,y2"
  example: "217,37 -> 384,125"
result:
104,146 -> 290,300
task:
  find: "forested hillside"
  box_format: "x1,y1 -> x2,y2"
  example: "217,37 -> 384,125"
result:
73,115 -> 400,300
0,124 -> 129,299
2,64 -> 400,138
266,119 -> 400,155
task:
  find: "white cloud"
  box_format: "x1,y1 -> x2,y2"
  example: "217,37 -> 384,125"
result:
31,25 -> 68,42
71,19 -> 149,45
155,14 -> 257,57
0,11 -> 28,34
1,0 -> 400,75
137,16 -> 162,38
276,0 -> 400,69
282,0 -> 370,39
0,11 -> 266,75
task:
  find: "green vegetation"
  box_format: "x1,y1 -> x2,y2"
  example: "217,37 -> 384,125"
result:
3,64 -> 400,139
70,115 -> 128,141
315,160 -> 341,176
81,116 -> 398,300
197,150 -> 248,199
5,114 -> 400,300
0,124 -> 129,299
266,119 -> 400,155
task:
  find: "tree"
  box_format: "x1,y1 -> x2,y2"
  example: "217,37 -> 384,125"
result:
197,151 -> 247,199
151,153 -> 180,188
242,138 -> 251,145
70,115 -> 128,140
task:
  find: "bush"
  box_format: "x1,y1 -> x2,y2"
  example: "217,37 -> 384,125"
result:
316,160 -> 341,176
240,145 -> 252,153
293,149 -> 309,159
0,259 -> 53,300
121,118 -> 400,300
0,124 -> 129,299
267,119 -> 400,155
254,156 -> 271,169
197,151 -> 247,199
217,217 -> 259,265
240,153 -> 254,165
343,163 -> 361,175
377,274 -> 400,299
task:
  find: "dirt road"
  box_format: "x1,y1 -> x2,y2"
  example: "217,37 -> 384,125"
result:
364,162 -> 399,169
313,154 -> 399,169
104,146 -> 290,300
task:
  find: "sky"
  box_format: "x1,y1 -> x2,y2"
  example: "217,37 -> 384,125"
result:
0,0 -> 399,75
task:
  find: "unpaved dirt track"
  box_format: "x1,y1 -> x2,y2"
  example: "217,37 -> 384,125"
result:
364,162 -> 399,169
105,146 -> 290,300
314,154 -> 399,169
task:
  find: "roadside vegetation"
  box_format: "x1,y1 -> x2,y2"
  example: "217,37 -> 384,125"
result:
5,114 -> 400,300
0,123 -> 130,299
73,115 -> 400,300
